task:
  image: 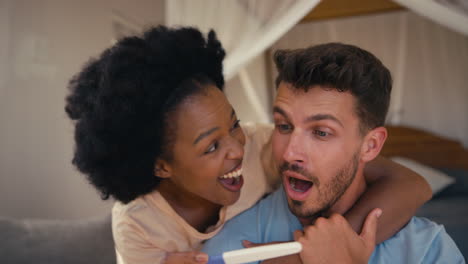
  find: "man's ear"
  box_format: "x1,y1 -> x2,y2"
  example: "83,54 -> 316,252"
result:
154,159 -> 172,179
360,126 -> 387,163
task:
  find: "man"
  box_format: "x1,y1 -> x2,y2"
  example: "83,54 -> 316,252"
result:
202,43 -> 464,263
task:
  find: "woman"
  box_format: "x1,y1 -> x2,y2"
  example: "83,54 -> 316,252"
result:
65,26 -> 431,264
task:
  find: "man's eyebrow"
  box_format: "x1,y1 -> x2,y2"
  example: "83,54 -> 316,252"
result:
305,114 -> 343,128
193,109 -> 235,145
273,106 -> 290,121
193,127 -> 219,145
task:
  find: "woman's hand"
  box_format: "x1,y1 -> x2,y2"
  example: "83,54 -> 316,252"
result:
295,208 -> 381,264
163,251 -> 208,264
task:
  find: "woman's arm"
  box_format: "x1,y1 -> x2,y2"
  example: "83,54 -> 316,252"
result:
344,155 -> 432,244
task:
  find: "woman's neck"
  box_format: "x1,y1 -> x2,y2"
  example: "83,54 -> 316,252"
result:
157,179 -> 222,233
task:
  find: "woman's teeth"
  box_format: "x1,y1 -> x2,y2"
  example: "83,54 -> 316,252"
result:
220,167 -> 243,179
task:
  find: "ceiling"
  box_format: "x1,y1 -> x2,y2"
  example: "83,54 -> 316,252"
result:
301,0 -> 404,23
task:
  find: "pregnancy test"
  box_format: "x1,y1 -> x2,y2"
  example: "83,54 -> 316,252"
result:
207,241 -> 302,264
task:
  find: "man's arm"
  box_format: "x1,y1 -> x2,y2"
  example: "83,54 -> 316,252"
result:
202,201 -> 264,261
345,155 -> 432,243
203,188 -> 301,264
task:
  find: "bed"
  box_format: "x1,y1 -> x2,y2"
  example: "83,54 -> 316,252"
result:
381,125 -> 468,258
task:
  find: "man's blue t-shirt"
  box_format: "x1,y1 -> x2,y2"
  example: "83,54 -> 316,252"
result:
202,186 -> 465,263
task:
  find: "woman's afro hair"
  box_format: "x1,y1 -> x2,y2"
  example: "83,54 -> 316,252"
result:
65,26 -> 225,204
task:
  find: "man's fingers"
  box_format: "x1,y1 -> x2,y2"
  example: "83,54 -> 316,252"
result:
242,240 -> 270,248
293,230 -> 304,241
360,208 -> 382,246
242,240 -> 256,248
194,252 -> 209,263
242,240 -> 286,248
164,251 -> 208,264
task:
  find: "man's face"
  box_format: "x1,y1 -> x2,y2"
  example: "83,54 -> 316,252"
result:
272,82 -> 365,225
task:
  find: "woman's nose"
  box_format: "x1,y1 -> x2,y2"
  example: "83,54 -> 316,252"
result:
226,136 -> 245,160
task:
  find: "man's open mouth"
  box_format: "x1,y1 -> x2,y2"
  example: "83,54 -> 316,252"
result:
289,177 -> 313,193
284,172 -> 314,201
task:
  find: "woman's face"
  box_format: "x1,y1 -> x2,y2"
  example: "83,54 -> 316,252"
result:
157,84 -> 246,207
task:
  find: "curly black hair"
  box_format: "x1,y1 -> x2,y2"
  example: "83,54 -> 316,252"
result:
274,43 -> 392,134
65,26 -> 226,204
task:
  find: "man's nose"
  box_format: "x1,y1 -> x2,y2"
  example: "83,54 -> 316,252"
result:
282,133 -> 305,164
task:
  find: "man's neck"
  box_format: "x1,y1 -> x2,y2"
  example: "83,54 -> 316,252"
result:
326,165 -> 367,217
297,165 -> 367,227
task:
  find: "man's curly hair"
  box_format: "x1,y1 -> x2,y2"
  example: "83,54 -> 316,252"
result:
65,26 -> 226,204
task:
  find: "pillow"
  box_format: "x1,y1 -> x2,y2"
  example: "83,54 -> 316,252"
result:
390,156 -> 456,195
436,168 -> 468,197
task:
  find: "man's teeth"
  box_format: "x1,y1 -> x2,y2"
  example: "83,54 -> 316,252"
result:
290,177 -> 297,190
290,177 -> 304,193
220,167 -> 242,179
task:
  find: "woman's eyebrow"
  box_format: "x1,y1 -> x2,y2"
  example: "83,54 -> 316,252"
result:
193,109 -> 236,145
193,127 -> 219,145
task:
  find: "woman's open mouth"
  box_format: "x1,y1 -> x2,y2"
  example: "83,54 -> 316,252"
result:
218,166 -> 243,192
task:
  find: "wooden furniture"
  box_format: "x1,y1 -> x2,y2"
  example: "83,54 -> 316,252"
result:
381,126 -> 468,170
301,0 -> 404,23
379,126 -> 468,257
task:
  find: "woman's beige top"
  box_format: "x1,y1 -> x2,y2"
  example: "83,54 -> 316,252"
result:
112,123 -> 277,264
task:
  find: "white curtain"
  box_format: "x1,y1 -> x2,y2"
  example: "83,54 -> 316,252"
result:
272,10 -> 468,147
0,0 -> 11,100
166,0 -> 320,122
392,0 -> 468,36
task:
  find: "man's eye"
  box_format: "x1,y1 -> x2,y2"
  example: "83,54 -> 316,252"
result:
205,142 -> 218,154
276,124 -> 292,134
314,130 -> 329,137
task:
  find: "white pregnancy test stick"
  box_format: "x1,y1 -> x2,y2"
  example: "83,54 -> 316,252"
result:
207,241 -> 302,264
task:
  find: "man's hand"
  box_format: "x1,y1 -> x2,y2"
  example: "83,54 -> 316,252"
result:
163,251 -> 208,264
295,208 -> 381,264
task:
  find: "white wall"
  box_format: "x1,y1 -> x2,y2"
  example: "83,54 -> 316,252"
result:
0,0 -> 11,99
0,0 -> 164,219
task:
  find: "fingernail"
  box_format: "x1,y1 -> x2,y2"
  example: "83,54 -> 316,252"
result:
242,240 -> 252,247
195,253 -> 208,262
375,209 -> 382,218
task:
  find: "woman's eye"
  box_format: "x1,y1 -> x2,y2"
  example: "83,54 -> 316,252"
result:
231,119 -> 241,130
276,123 -> 292,134
205,142 -> 218,154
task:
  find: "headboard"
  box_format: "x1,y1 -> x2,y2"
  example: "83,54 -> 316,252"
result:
381,126 -> 468,170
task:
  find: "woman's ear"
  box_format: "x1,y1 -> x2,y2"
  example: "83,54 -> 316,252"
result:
154,159 -> 172,179
361,126 -> 388,163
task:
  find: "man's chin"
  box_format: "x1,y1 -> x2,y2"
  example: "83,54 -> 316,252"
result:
287,199 -> 328,226
288,200 -> 311,219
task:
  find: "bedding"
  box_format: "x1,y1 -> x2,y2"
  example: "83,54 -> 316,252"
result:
382,125 -> 468,258
391,156 -> 455,194
416,168 -> 468,259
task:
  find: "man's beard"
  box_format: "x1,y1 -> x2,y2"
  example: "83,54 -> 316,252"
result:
281,151 -> 360,224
